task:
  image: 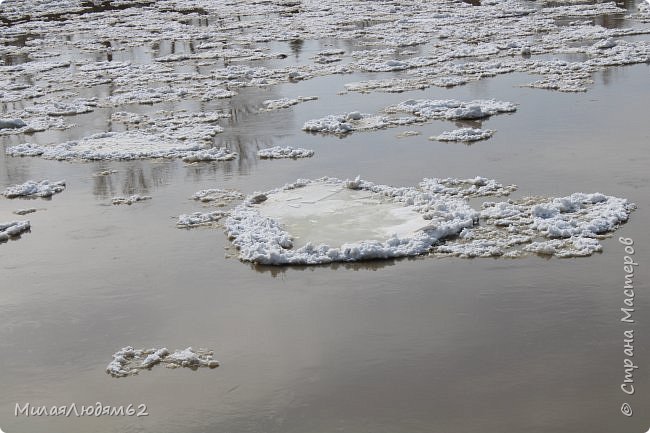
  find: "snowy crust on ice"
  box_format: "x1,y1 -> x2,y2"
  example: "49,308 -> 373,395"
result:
3,180 -> 66,198
112,195 -> 152,205
257,146 -> 315,159
0,221 -> 31,243
432,128 -> 495,142
303,100 -> 516,135
224,177 -> 634,264
106,346 -> 219,378
7,131 -> 236,162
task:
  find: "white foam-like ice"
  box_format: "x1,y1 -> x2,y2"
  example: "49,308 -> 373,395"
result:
106,346 -> 219,378
258,146 -> 314,159
3,180 -> 66,198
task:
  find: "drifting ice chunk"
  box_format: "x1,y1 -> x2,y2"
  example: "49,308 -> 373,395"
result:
3,180 -> 66,198
432,128 -> 495,142
177,211 -> 227,227
7,131 -> 236,162
0,220 -> 31,243
261,96 -> 317,110
258,146 -> 314,159
112,195 -> 152,205
106,346 -> 219,377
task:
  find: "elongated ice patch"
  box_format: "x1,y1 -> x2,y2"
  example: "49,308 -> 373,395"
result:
0,221 -> 31,243
7,131 -> 236,162
3,180 -> 66,198
112,195 -> 151,205
258,146 -> 314,159
106,346 -> 219,378
431,128 -> 495,142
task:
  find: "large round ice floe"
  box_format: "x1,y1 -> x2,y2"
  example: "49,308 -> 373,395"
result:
223,177 -> 634,264
223,177 -> 515,265
6,131 -> 236,162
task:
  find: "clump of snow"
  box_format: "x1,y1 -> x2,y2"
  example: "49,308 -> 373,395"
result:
0,221 -> 31,243
177,211 -> 227,227
261,96 -> 317,110
112,195 -> 152,205
106,346 -> 219,378
258,146 -> 314,159
432,128 -> 495,142
3,180 -> 66,199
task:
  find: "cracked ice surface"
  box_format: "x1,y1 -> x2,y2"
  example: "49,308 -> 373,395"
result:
106,346 -> 219,378
224,177 -> 633,265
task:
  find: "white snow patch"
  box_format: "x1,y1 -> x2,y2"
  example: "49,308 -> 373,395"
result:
177,211 -> 227,227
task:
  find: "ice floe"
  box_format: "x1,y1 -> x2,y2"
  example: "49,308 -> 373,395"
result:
432,128 -> 495,142
257,146 -> 314,159
7,131 -> 236,162
3,180 -> 66,199
0,221 -> 31,243
223,177 -> 633,264
192,188 -> 245,205
112,195 -> 151,205
304,100 -> 515,136
261,96 -> 318,110
106,346 -> 219,378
